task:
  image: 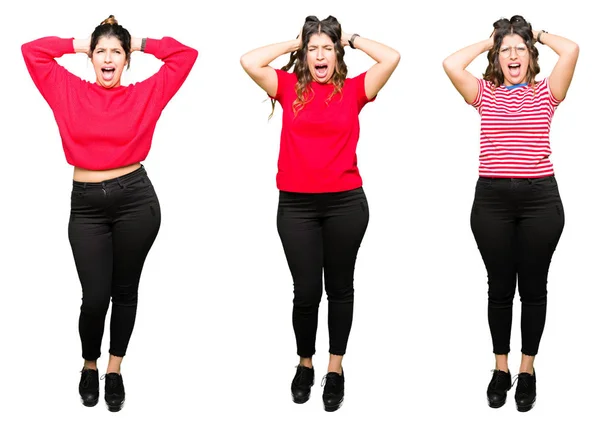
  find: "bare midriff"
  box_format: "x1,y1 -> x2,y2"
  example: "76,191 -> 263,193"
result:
73,163 -> 142,183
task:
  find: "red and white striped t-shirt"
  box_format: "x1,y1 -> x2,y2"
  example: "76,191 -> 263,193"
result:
470,78 -> 561,178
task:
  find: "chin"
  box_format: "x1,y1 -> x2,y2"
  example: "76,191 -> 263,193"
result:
96,79 -> 120,89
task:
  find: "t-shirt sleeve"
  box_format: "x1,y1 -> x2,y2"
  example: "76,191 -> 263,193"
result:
540,77 -> 561,108
469,78 -> 486,109
352,72 -> 375,112
271,69 -> 296,104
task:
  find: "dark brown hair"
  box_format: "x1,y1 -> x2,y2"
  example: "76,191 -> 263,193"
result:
90,15 -> 132,69
484,15 -> 540,88
271,15 -> 348,118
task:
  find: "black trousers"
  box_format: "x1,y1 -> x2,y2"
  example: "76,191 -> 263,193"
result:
471,176 -> 564,356
277,187 -> 369,357
68,166 -> 161,360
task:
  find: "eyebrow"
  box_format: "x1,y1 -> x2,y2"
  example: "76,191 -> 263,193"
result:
307,43 -> 334,48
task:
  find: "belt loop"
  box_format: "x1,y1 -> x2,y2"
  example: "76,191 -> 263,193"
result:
83,183 -> 87,190
116,177 -> 124,189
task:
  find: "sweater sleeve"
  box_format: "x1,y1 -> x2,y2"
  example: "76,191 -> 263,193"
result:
21,37 -> 79,108
138,37 -> 198,109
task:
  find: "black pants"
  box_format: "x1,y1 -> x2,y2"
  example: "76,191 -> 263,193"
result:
471,176 -> 564,356
277,187 -> 369,357
68,166 -> 161,360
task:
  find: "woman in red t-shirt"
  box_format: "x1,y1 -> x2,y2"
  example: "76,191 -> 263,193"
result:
241,15 -> 399,412
443,15 -> 578,412
22,15 -> 197,411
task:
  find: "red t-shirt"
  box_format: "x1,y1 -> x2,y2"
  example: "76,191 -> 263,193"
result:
22,36 -> 198,170
271,69 -> 374,193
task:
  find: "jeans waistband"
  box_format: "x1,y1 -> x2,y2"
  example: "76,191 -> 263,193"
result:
478,175 -> 556,184
72,165 -> 147,190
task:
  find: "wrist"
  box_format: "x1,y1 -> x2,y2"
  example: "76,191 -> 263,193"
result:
131,37 -> 144,52
290,38 -> 301,52
73,38 -> 90,54
348,33 -> 360,49
536,30 -> 547,45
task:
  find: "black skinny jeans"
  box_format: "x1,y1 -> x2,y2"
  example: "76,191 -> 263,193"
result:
277,187 -> 369,357
471,176 -> 564,356
68,166 -> 161,360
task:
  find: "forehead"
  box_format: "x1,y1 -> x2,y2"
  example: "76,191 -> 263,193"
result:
501,34 -> 525,46
95,36 -> 123,49
308,33 -> 334,46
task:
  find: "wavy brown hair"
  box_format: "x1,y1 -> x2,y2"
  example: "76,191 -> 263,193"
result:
270,15 -> 348,118
484,15 -> 540,88
90,15 -> 132,69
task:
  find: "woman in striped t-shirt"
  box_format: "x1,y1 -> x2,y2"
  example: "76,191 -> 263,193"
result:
443,15 -> 578,412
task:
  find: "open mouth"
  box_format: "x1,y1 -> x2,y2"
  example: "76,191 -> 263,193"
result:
101,67 -> 115,81
314,64 -> 328,79
508,63 -> 521,78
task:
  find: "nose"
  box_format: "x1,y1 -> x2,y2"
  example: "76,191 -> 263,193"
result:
316,47 -> 324,60
104,51 -> 112,63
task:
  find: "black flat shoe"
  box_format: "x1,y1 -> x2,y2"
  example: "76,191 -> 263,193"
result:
322,371 -> 344,412
515,371 -> 536,412
487,369 -> 511,408
291,365 -> 314,404
79,369 -> 99,407
104,373 -> 125,412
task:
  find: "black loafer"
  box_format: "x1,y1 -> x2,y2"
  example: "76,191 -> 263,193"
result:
322,371 -> 344,412
291,365 -> 314,404
79,369 -> 99,407
515,371 -> 536,412
104,373 -> 125,412
487,369 -> 512,408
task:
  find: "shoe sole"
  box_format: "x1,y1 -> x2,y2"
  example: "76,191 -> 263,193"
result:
516,400 -> 535,412
323,398 -> 344,412
81,397 -> 99,407
106,400 -> 125,412
292,393 -> 310,404
487,397 -> 506,409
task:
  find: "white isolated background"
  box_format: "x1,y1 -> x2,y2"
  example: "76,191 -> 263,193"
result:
0,0 -> 597,426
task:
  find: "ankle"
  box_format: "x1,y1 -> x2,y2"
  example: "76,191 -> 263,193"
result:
299,358 -> 313,369
83,361 -> 97,371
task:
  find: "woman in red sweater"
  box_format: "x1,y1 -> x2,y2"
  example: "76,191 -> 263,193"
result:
240,15 -> 399,412
22,15 -> 197,412
443,15 -> 578,412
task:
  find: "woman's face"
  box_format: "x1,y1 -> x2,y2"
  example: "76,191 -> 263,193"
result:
498,34 -> 530,86
306,33 -> 337,84
92,36 -> 127,89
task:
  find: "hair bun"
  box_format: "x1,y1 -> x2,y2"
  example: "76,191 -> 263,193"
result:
100,15 -> 118,26
493,18 -> 511,30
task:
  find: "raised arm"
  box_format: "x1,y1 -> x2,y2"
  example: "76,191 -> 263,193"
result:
341,32 -> 400,100
21,37 -> 85,107
140,37 -> 198,108
443,37 -> 494,104
535,30 -> 579,101
240,40 -> 301,97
